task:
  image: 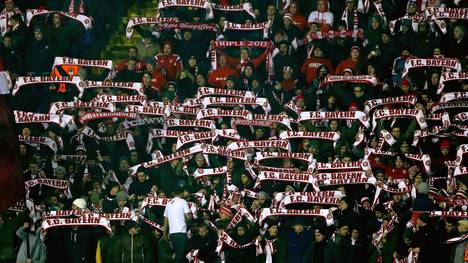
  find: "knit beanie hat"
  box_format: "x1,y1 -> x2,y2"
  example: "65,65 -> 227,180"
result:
72,198 -> 87,209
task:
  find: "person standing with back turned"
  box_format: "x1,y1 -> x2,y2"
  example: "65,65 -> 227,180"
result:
163,185 -> 193,263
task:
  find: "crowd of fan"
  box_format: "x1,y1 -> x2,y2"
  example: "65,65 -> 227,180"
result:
1,0 -> 468,263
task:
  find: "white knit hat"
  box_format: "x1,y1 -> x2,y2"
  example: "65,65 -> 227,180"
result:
72,198 -> 87,209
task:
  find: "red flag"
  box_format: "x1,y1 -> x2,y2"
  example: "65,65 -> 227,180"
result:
0,95 -> 23,211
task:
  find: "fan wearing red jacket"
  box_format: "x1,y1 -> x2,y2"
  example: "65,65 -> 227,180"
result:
369,154 -> 409,180
225,47 -> 268,74
208,54 -> 238,89
301,46 -> 334,85
335,46 -> 361,75
154,42 -> 183,80
116,46 -> 145,72
145,58 -> 166,92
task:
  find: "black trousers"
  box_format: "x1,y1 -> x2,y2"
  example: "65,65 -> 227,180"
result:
170,232 -> 188,263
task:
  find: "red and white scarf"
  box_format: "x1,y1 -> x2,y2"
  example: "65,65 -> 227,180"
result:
26,9 -> 92,30
294,29 -> 364,49
79,112 -> 139,123
279,131 -> 340,146
325,75 -> 378,86
364,95 -> 417,114
140,197 -> 197,214
437,71 -> 468,95
165,118 -> 216,130
158,0 -> 214,19
372,108 -> 428,131
25,178 -> 70,200
372,215 -> 397,249
402,58 -> 461,78
223,21 -> 271,38
201,144 -> 248,161
231,118 -> 276,130
125,17 -> 179,38
227,140 -> 290,152
49,99 -> 115,115
53,57 -> 113,72
13,76 -> 86,98
0,6 -> 21,36
93,94 -> 147,105
255,152 -> 314,165
429,210 -> 468,218
254,114 -> 292,130
157,21 -> 217,32
119,117 -> 164,130
425,7 -> 468,21
440,92 -> 468,103
254,171 -> 317,189
277,191 -> 343,208
193,166 -> 228,179
342,7 -> 359,30
258,208 -> 335,226
298,111 -> 370,128
431,101 -> 468,113
14,110 -> 75,129
42,214 -> 111,232
197,87 -> 255,98
125,105 -> 167,117
130,144 -> 204,172
226,207 -> 257,230
212,2 -> 255,18
316,171 -> 375,187
85,80 -> 144,95
357,0 -> 387,25
196,108 -> 253,120
215,231 -> 256,254
68,0 -> 85,14
315,161 -> 371,172
176,131 -> 218,150
19,135 -> 58,153
201,96 -> 271,113
53,155 -> 86,162
210,41 -> 274,83
146,129 -> 194,152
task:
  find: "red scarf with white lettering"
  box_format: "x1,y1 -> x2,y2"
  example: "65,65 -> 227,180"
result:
79,112 -> 140,123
